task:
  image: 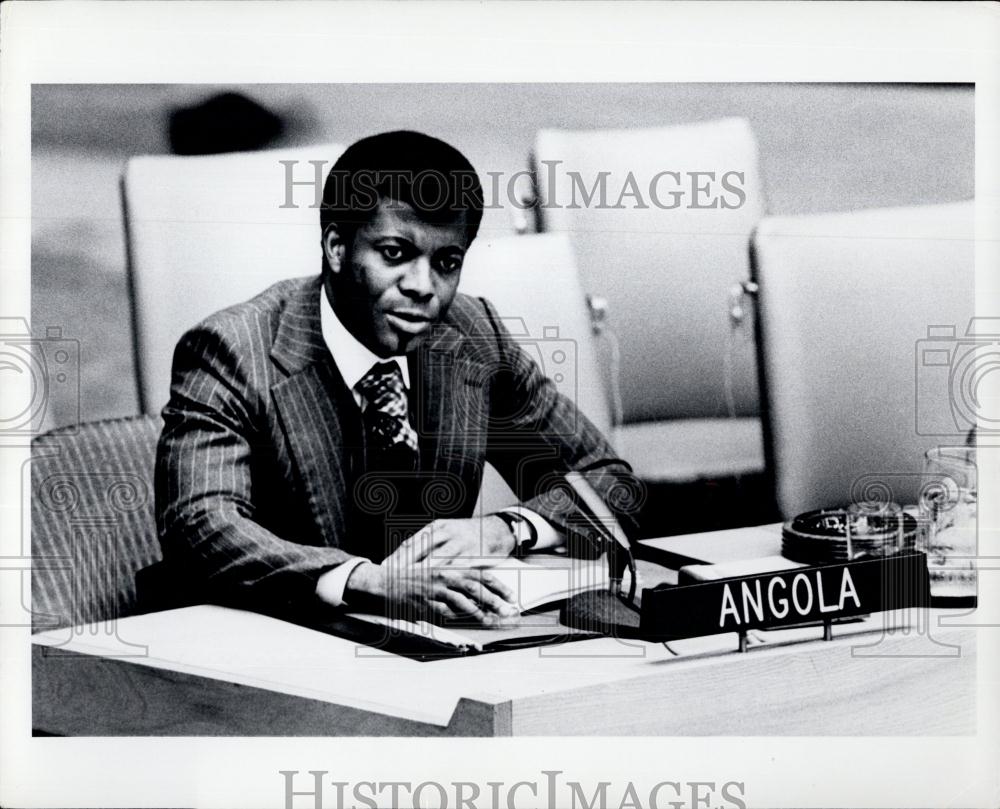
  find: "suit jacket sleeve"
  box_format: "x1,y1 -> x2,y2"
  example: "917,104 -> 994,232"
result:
476,298 -> 644,555
155,323 -> 352,609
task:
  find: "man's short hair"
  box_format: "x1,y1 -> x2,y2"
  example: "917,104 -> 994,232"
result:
320,130 -> 485,248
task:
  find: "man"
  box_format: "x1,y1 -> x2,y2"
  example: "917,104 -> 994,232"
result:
155,130 -> 641,625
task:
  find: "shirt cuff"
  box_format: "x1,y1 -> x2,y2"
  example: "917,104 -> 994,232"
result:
500,506 -> 563,551
315,557 -> 369,607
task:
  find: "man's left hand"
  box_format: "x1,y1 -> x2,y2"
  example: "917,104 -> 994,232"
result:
386,517 -> 515,567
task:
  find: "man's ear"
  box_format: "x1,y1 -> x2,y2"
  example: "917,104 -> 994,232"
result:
321,224 -> 346,274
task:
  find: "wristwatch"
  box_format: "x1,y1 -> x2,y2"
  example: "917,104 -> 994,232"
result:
493,510 -> 538,557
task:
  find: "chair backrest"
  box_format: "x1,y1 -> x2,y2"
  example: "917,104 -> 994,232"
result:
123,143 -> 346,414
751,200 -> 976,518
534,118 -> 766,423
31,416 -> 162,631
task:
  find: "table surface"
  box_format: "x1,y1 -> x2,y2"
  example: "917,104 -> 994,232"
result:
32,523 -> 977,736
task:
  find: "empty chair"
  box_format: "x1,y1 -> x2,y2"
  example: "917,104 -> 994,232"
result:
123,143 -> 346,414
751,200 -> 976,518
533,118 -> 766,483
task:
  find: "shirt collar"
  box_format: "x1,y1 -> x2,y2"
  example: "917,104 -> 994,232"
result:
319,283 -> 410,392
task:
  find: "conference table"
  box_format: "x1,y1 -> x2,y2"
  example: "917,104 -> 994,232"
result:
31,523 -> 976,736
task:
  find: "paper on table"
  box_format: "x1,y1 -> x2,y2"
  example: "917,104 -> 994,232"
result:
347,556 -> 610,649
347,614 -> 485,650
478,556 -> 609,611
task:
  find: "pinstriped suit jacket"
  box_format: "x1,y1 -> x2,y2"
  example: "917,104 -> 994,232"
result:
155,274 -> 640,611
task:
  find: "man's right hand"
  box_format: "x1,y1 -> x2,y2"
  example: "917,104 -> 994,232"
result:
339,560 -> 518,625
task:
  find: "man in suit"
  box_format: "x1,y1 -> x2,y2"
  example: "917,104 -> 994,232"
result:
156,130 -> 641,625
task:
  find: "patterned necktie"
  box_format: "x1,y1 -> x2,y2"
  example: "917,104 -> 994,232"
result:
355,361 -> 420,461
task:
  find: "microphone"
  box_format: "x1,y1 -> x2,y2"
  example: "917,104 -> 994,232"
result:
563,471 -> 638,605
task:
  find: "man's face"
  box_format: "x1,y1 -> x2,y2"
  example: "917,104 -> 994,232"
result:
324,198 -> 471,357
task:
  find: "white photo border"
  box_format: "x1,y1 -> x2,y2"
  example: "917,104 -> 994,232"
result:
1,2 -> 998,808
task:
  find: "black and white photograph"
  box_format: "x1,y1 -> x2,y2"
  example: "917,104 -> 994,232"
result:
2,3 -> 998,808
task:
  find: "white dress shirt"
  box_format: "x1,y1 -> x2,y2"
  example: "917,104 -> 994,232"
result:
315,285 -> 561,607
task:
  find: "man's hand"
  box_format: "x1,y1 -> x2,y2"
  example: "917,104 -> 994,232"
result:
341,558 -> 518,625
387,516 -> 516,567
330,518 -> 519,625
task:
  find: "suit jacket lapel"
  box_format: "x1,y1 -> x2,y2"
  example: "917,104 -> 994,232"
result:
270,277 -> 360,550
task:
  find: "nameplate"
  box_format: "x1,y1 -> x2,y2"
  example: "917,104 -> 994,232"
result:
638,551 -> 930,640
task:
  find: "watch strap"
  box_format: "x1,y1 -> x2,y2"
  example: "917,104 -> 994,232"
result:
493,510 -> 538,556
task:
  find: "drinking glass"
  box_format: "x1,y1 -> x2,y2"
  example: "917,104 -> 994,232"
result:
918,446 -> 977,603
845,500 -> 905,559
